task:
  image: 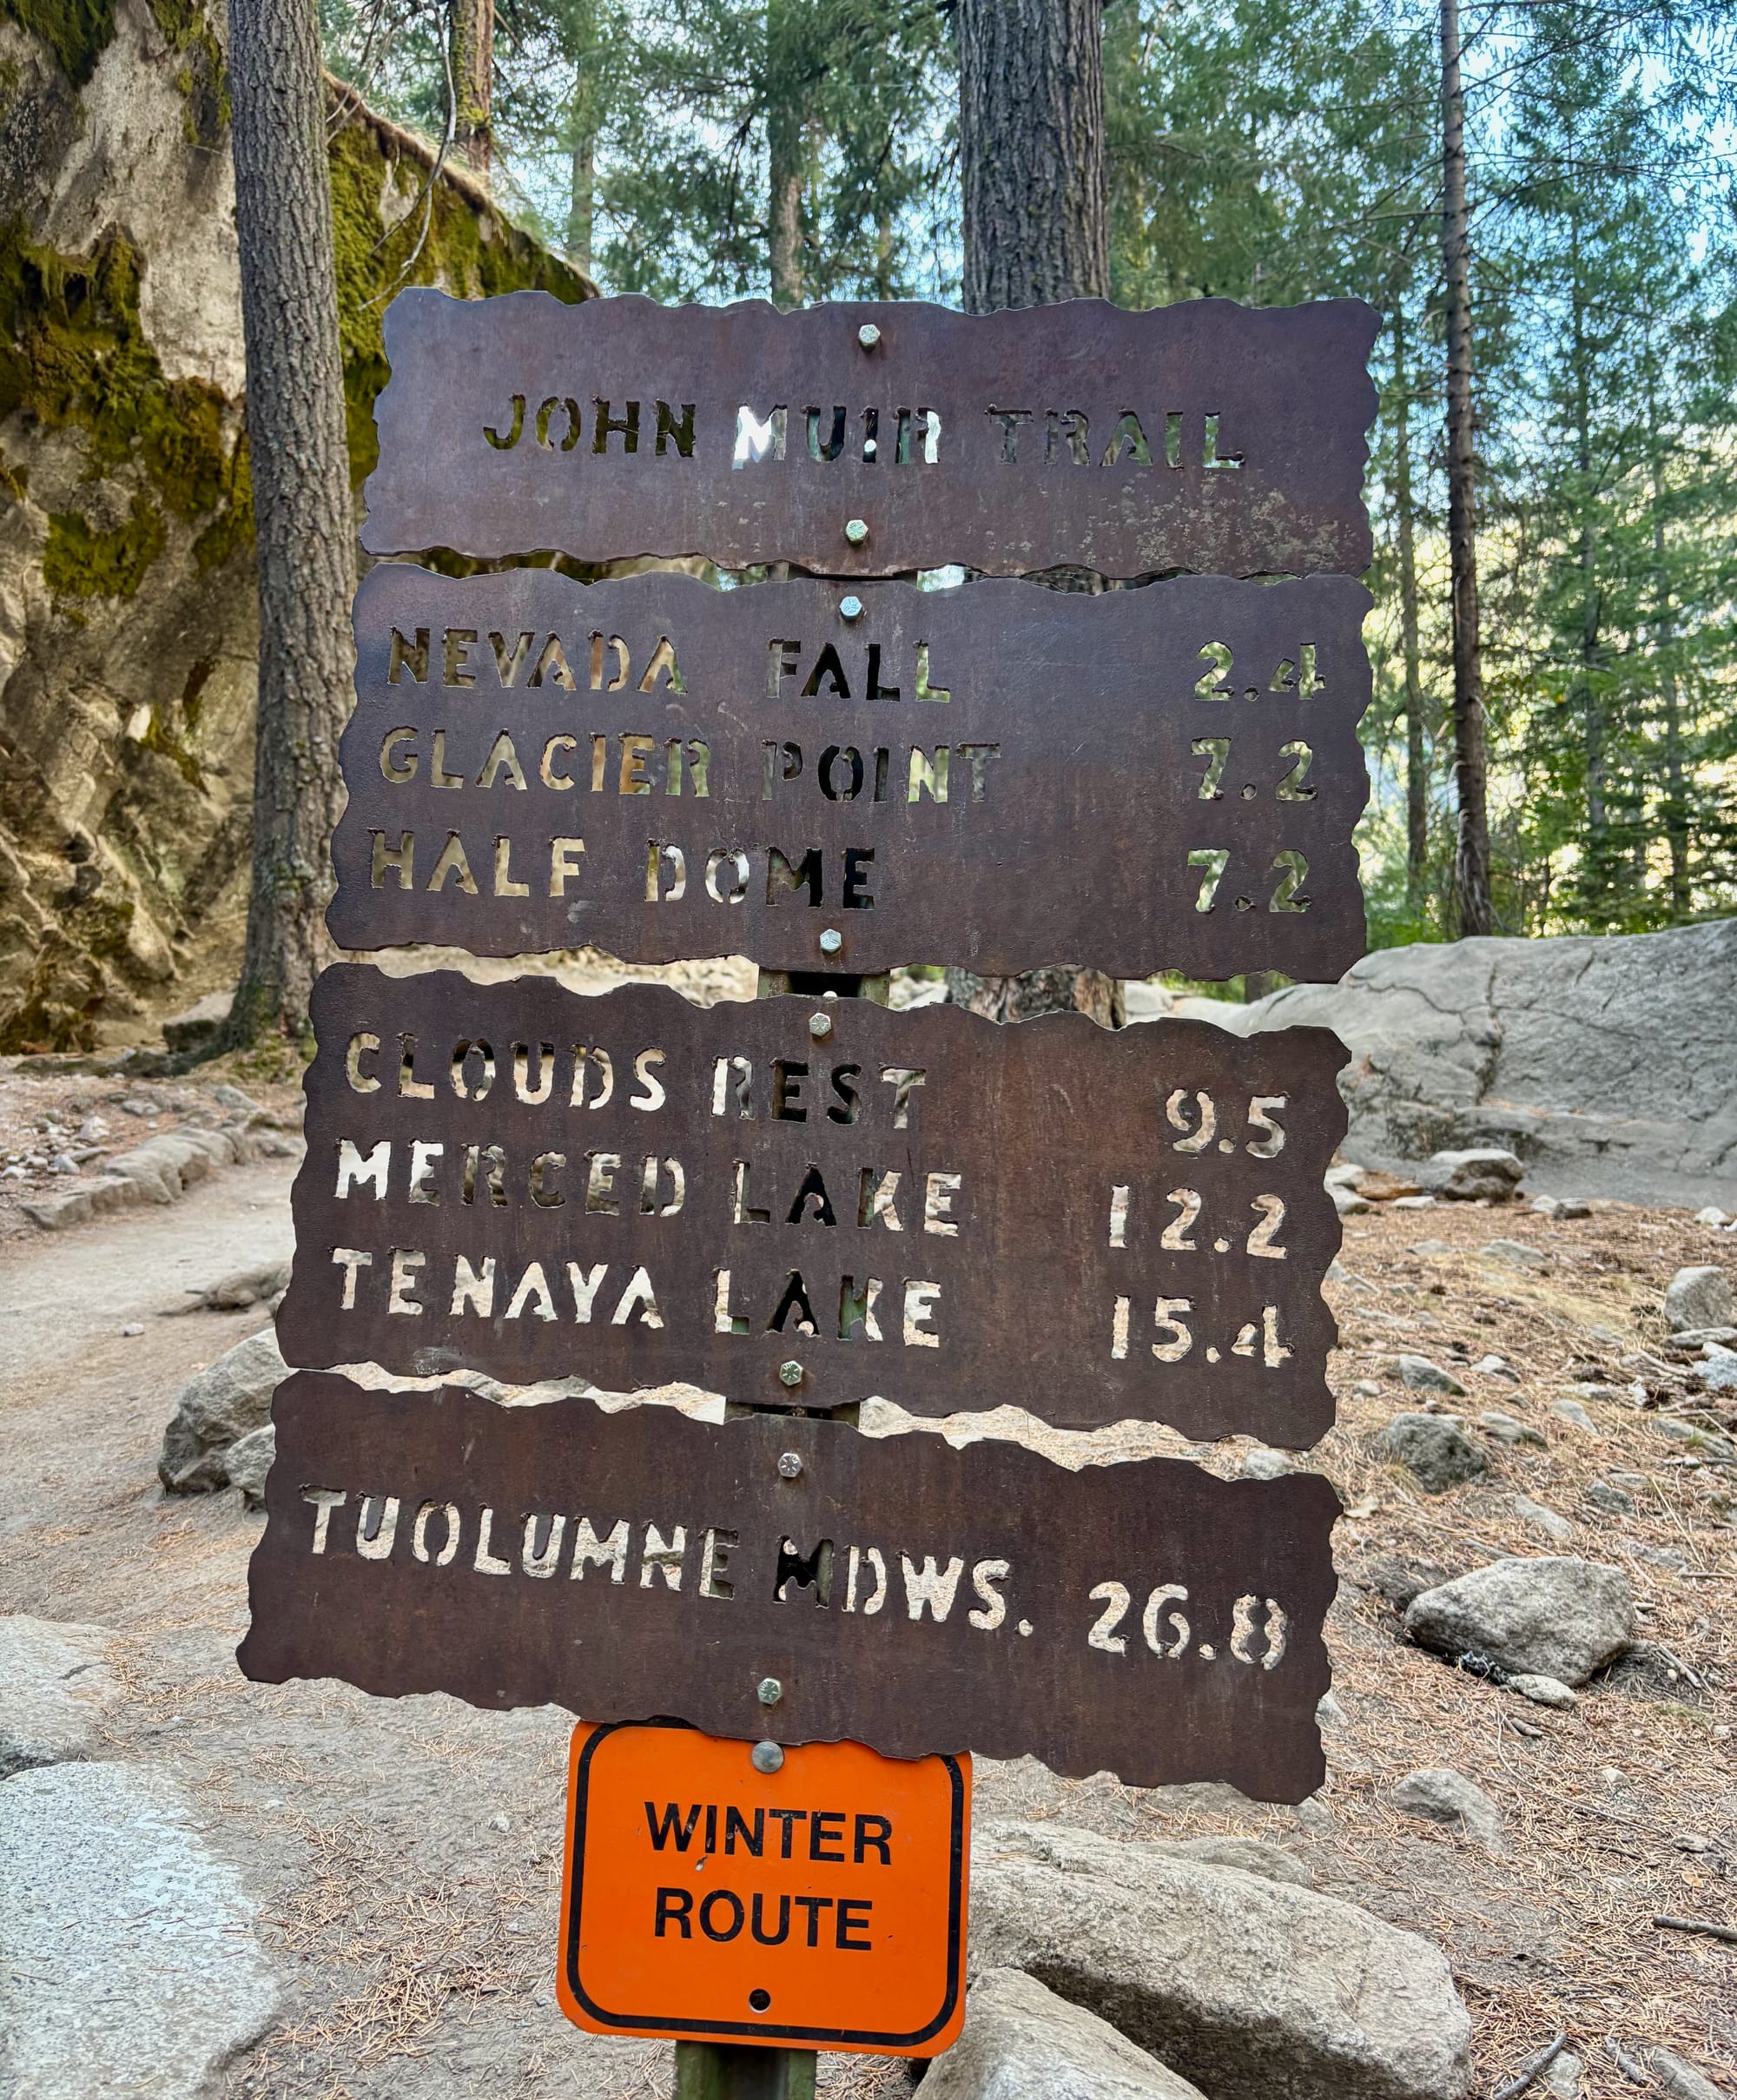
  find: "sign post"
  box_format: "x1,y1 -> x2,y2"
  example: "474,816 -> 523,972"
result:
241,288 -> 1377,2092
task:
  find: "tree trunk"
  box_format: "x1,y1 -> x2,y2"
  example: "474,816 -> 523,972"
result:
450,0 -> 493,181
1569,219 -> 1606,893
1647,353 -> 1688,916
767,0 -> 804,306
221,0 -> 353,1052
1392,304 -> 1429,913
949,0 -> 1119,1028
957,0 -> 1108,314
567,130 -> 595,275
1439,0 -> 1492,937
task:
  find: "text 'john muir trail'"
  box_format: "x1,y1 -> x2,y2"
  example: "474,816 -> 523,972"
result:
275,965 -> 1350,1444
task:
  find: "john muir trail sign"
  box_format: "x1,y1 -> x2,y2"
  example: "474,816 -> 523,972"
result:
335,566 -> 1374,981
240,1375 -> 1340,1799
359,291 -> 1379,579
244,285 -> 1376,2070
277,965 -> 1349,1443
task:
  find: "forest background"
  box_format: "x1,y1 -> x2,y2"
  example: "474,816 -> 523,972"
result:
320,0 -> 1737,960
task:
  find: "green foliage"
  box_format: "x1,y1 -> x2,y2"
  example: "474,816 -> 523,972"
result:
0,0 -> 115,87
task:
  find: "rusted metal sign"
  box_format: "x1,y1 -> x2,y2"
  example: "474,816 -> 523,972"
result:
556,1724 -> 968,2054
237,1373 -> 1340,1800
334,565 -> 1372,983
276,965 -> 1347,1445
360,290 -> 1378,578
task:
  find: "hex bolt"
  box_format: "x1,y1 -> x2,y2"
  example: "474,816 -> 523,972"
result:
839,594 -> 864,621
777,1450 -> 803,1479
757,1677 -> 783,1707
857,323 -> 882,350
778,1359 -> 804,1388
809,1012 -> 833,1040
843,518 -> 869,547
818,927 -> 843,955
751,1740 -> 785,1774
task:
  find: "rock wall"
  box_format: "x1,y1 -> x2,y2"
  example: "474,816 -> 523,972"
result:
1202,922 -> 1737,1208
0,0 -> 590,1050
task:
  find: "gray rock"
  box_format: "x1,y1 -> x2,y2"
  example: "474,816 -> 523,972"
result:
1694,1349 -> 1737,1397
1382,1413 -> 1489,1494
0,1618 -> 119,1777
1665,1266 -> 1734,1334
1473,1354 -> 1520,1381
1149,1837 -> 1313,1888
1482,1411 -> 1546,1447
210,1083 -> 261,1117
0,1763 -> 280,2097
193,1257 -> 294,1311
920,1969 -> 1208,2100
1318,1688 -> 1349,1729
1238,1445 -> 1294,1481
1586,1480 -> 1635,1516
1543,2050 -> 1583,2097
1552,1398 -> 1599,1434
1510,1496 -> 1573,1542
159,1326 -> 287,1494
969,1819 -> 1471,2100
1508,1673 -> 1576,1709
1407,1240 -> 1456,1258
1694,1207 -> 1729,1227
1420,1149 -> 1525,1202
1404,1557 -> 1635,1686
1655,1415 -> 1737,1461
1332,1184 -> 1373,1216
162,989 -> 233,1053
1645,2049 -> 1731,2100
1391,1769 -> 1505,1850
224,1425 -> 276,1509
1209,925 -> 1737,1208
1481,1239 -> 1548,1271
1395,1355 -> 1469,1397
1531,1195 -> 1591,1220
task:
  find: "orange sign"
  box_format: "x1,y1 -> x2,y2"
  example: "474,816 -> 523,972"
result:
555,1721 -> 969,2055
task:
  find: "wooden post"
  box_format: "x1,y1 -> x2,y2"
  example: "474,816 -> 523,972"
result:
673,2040 -> 817,2099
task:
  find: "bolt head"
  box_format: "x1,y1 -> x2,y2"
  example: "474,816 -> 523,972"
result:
808,1012 -> 832,1040
777,1450 -> 803,1479
843,517 -> 869,546
818,927 -> 843,955
778,1359 -> 804,1387
750,1740 -> 785,1773
756,1676 -> 783,1707
857,322 -> 882,350
839,594 -> 864,621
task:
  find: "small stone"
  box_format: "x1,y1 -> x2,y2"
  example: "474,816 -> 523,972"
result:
225,1425 -> 275,1509
1316,1689 -> 1348,1730
1239,1445 -> 1293,1480
1656,1416 -> 1737,1462
1331,1185 -> 1372,1217
921,1969 -> 1209,2100
1645,2048 -> 1729,2100
158,1327 -> 288,1494
1482,1410 -> 1546,1447
1482,1238 -> 1548,1271
1531,1194 -> 1563,1217
1695,1206 -> 1729,1227
1664,1265 -> 1734,1334
1694,1347 -> 1737,1396
1473,1353 -> 1520,1380
119,1321 -> 144,1337
1392,1194 -> 1436,1209
1419,1148 -> 1526,1202
1674,1833 -> 1711,1853
1406,1239 -> 1454,1258
1557,1198 -> 1592,1218
1510,1495 -> 1573,1542
1380,1412 -> 1489,1493
1508,1673 -> 1576,1709
1586,1480 -> 1635,1516
1394,1354 -> 1468,1396
488,1811 -> 511,1833
1392,1767 -> 1506,1850
1543,2049 -> 1584,2097
211,1083 -> 261,1116
1352,1379 -> 1382,1399
1552,1397 -> 1599,1433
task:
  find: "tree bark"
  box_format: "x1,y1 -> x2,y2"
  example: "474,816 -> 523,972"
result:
950,0 -> 1119,1028
1647,350 -> 1688,916
222,0 -> 353,1050
567,130 -> 595,275
1569,223 -> 1606,887
450,0 -> 493,181
767,0 -> 804,306
1392,305 -> 1430,913
958,0 -> 1108,314
1439,0 -> 1492,937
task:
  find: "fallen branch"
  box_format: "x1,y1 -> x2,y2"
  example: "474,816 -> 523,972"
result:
1652,1913 -> 1737,1945
1491,2032 -> 1566,2100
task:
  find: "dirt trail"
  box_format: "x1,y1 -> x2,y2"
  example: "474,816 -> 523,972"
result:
1,1153 -> 1733,2100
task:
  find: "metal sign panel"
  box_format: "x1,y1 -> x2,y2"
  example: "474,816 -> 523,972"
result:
238,1373 -> 1340,1800
556,1723 -> 968,2055
359,290 -> 1377,579
334,565 -> 1371,983
278,966 -> 1347,1446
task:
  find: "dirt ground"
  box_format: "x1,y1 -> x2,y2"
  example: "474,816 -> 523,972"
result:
0,1043 -> 1732,2100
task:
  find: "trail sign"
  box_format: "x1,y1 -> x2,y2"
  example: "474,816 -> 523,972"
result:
359,291 -> 1378,578
334,565 -> 1373,981
239,1373 -> 1340,1798
277,965 -> 1349,1444
556,1723 -> 968,2056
